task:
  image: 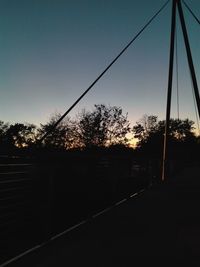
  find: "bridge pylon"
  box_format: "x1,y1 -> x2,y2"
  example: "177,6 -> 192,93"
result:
162,0 -> 200,181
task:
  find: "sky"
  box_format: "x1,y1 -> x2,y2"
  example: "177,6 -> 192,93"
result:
0,0 -> 199,129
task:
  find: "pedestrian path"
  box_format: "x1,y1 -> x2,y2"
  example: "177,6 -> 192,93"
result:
6,163 -> 200,266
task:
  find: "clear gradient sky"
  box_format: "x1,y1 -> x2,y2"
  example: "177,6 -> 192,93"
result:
0,0 -> 199,128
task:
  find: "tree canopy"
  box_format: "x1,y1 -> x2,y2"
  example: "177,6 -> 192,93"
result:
133,114 -> 197,158
38,113 -> 77,150
76,104 -> 131,148
0,110 -> 199,154
0,122 -> 37,150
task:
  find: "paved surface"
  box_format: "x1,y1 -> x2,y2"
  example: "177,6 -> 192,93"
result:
6,164 -> 200,266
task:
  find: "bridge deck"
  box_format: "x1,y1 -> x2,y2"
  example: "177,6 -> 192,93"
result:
6,164 -> 200,266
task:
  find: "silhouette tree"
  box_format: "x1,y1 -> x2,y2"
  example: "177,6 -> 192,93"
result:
3,123 -> 37,148
0,120 -> 9,149
0,120 -> 9,137
38,113 -> 77,149
76,104 -> 131,148
133,115 -> 197,157
133,115 -> 195,144
133,115 -> 158,145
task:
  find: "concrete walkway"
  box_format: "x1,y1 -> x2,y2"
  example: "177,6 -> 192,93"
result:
7,164 -> 200,266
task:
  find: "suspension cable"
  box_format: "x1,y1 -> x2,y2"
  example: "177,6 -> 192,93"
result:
183,0 -> 200,25
182,0 -> 200,135
39,0 -> 170,143
175,23 -> 180,119
190,72 -> 200,135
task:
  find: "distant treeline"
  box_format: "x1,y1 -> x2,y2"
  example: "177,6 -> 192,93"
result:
0,104 -> 199,159
1,106 -> 199,263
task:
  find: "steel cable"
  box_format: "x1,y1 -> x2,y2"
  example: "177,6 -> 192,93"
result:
39,0 -> 170,143
183,0 -> 200,25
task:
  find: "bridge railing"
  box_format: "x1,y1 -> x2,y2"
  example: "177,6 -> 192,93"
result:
0,152 -> 158,264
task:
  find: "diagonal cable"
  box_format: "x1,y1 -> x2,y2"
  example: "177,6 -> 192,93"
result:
183,0 -> 200,25
183,0 -> 200,133
39,0 -> 170,143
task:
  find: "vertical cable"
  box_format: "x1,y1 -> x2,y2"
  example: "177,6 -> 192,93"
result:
162,0 -> 177,181
177,0 -> 200,120
175,24 -> 180,120
190,73 -> 200,135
